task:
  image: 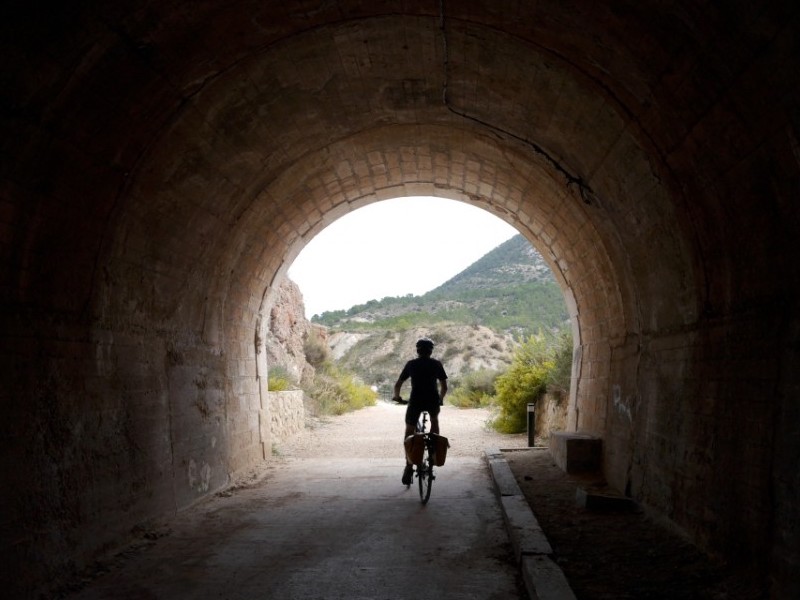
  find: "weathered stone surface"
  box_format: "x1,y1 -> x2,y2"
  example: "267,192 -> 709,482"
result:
268,390 -> 306,444
264,278 -> 317,384
1,2 -> 799,597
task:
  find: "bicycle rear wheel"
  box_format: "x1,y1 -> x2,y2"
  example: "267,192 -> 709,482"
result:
417,439 -> 434,504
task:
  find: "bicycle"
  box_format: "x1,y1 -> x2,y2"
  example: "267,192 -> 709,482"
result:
394,398 -> 437,504
413,410 -> 436,504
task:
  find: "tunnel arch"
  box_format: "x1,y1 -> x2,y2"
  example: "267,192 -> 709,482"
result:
3,2 -> 799,596
104,109 -> 677,432
89,5 -> 700,562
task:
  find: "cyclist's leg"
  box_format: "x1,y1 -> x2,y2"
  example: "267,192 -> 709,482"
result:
402,403 -> 421,485
429,414 -> 440,435
428,402 -> 441,435
405,402 -> 422,436
403,420 -> 415,464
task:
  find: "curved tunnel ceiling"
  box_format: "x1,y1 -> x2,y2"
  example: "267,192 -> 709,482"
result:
101,13 -> 694,357
5,3 -> 800,591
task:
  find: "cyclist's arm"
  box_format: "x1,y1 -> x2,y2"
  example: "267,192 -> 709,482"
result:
393,376 -> 407,401
438,378 -> 448,404
393,362 -> 412,401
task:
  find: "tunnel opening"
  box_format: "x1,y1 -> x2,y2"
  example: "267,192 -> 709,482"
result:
3,3 -> 798,596
266,195 -> 576,446
260,189 -> 596,408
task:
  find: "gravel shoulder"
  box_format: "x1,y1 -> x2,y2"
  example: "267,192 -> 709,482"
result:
504,449 -> 767,599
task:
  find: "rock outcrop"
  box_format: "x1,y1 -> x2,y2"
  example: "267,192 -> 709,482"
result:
265,278 -> 323,384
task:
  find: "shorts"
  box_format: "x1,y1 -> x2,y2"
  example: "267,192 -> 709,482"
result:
405,398 -> 441,426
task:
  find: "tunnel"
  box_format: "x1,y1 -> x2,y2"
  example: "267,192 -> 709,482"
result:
1,1 -> 799,596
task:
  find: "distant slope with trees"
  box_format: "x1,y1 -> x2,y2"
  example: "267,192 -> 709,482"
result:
313,234 -> 568,339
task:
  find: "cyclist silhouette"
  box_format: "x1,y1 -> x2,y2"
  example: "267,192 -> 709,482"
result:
392,337 -> 448,485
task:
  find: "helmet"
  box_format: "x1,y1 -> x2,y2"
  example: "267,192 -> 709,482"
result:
416,337 -> 434,351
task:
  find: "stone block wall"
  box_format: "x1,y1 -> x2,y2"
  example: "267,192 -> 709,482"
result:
268,390 -> 306,444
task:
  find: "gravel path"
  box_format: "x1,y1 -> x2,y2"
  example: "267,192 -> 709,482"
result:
273,400 -> 529,460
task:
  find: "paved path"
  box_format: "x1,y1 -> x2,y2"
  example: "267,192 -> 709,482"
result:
69,404 -> 527,599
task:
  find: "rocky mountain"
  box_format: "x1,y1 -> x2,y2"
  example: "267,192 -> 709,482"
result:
434,232 -> 556,291
311,235 -> 570,389
314,235 -> 567,335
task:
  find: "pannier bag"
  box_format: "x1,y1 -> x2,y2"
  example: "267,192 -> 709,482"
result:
404,433 -> 451,466
404,433 -> 426,465
430,433 -> 450,466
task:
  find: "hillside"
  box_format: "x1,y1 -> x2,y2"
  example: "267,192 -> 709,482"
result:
314,234 -> 568,338
312,235 -> 570,388
432,232 -> 555,291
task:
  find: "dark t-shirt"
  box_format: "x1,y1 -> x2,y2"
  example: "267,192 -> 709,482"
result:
399,357 -> 448,403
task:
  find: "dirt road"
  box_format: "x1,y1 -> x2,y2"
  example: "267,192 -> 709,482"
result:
275,401 -> 528,461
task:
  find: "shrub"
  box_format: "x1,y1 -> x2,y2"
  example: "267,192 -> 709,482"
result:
442,345 -> 458,360
491,336 -> 554,433
433,329 -> 453,344
268,366 -> 292,391
303,329 -> 330,368
448,369 -> 500,408
306,364 -> 377,416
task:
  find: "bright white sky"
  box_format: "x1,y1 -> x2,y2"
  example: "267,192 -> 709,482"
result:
288,196 -> 519,318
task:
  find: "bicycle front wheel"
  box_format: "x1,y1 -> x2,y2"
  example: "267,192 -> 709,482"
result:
418,443 -> 434,504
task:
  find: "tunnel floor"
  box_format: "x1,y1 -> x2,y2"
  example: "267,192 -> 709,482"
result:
64,457 -> 525,599
62,404 -> 528,599
59,403 -> 765,599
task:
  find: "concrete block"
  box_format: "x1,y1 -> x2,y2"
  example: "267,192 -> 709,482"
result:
549,431 -> 602,473
488,457 -> 523,497
500,495 -> 553,561
521,554 -> 578,600
485,447 -> 503,459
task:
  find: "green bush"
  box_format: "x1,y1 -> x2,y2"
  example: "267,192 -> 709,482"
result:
448,369 -> 500,408
306,364 -> 377,416
491,336 -> 554,433
268,366 -> 293,391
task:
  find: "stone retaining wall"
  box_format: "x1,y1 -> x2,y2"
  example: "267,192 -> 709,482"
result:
268,390 -> 306,444
534,392 -> 568,442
